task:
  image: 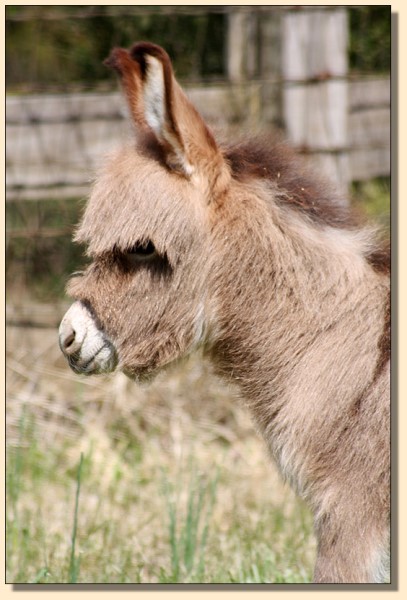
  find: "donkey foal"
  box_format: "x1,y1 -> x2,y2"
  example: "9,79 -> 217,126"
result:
59,42 -> 390,583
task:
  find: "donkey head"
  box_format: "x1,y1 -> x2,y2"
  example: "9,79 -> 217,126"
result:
59,42 -> 232,380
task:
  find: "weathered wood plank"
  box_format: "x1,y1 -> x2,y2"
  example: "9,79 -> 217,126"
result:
6,301 -> 68,329
6,92 -> 126,124
349,147 -> 391,182
6,74 -> 390,200
185,83 -> 262,127
349,108 -> 390,149
6,85 -> 264,200
6,85 -> 261,128
6,119 -> 127,189
349,77 -> 390,110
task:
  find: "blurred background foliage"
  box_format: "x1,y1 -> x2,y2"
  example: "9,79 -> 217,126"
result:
6,5 -> 226,91
6,5 -> 390,92
348,6 -> 391,74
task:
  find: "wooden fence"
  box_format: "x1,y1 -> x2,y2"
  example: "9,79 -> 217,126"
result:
5,76 -> 390,201
6,6 -> 390,201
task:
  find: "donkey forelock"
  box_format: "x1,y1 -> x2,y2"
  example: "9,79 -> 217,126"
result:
74,142 -> 209,263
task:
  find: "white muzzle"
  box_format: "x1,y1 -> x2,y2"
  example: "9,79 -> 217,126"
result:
59,301 -> 117,375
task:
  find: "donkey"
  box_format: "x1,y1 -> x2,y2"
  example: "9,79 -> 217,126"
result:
59,42 -> 390,583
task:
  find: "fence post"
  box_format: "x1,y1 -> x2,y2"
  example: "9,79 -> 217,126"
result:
258,8 -> 283,128
226,7 -> 262,128
281,7 -> 350,195
226,7 -> 258,83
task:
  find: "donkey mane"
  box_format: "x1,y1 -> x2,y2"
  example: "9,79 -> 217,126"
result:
223,136 -> 390,275
225,135 -> 391,377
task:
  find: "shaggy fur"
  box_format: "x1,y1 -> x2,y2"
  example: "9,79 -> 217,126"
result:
59,42 -> 390,583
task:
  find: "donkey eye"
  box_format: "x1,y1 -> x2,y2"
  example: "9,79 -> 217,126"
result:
126,240 -> 157,261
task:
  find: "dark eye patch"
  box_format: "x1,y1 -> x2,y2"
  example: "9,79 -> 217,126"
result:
126,240 -> 158,260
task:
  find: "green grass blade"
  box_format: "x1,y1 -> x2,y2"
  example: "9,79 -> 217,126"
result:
68,452 -> 84,583
31,567 -> 49,584
196,470 -> 218,580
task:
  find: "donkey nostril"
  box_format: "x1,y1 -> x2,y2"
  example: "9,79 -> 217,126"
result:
59,323 -> 78,355
64,330 -> 76,350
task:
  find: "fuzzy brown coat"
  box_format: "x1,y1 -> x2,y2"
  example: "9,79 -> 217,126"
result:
59,42 -> 390,584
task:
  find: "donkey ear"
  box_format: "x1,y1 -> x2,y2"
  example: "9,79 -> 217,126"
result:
104,47 -> 147,129
105,42 -> 219,177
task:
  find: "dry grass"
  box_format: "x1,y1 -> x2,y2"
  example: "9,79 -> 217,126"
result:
6,299 -> 316,584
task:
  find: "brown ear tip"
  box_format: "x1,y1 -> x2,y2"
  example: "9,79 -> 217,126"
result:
104,47 -> 130,73
130,42 -> 170,70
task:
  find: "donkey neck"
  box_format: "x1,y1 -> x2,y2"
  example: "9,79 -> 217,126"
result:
207,186 -> 386,400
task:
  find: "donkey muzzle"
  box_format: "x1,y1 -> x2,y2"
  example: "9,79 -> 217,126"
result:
59,301 -> 117,375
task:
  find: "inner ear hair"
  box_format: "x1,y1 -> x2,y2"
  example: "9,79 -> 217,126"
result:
130,43 -> 193,177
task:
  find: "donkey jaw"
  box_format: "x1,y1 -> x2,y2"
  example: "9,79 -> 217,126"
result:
59,301 -> 118,376
119,320 -> 209,383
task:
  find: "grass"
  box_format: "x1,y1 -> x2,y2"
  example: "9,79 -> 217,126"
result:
351,176 -> 390,232
68,453 -> 84,584
6,343 -> 315,584
159,465 -> 218,583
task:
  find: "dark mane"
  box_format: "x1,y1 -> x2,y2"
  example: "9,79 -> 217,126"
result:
223,136 -> 390,275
